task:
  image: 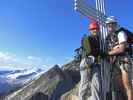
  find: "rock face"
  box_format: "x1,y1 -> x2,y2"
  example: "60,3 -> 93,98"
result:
2,60 -> 80,100
60,83 -> 79,100
62,60 -> 80,84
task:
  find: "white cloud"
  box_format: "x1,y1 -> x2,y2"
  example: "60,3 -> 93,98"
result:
25,56 -> 44,67
0,52 -> 16,62
0,52 -> 17,67
27,56 -> 42,61
0,52 -> 51,70
60,56 -> 73,66
0,51 -> 63,71
27,56 -> 43,64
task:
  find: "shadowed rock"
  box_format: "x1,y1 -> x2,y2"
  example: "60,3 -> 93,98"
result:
29,92 -> 48,100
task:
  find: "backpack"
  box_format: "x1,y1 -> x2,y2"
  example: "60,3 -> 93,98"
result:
115,27 -> 133,55
115,27 -> 133,44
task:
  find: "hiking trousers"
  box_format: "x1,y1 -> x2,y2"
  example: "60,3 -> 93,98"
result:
79,58 -> 102,100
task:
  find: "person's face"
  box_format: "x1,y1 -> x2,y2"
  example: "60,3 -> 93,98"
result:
106,22 -> 117,33
90,28 -> 99,37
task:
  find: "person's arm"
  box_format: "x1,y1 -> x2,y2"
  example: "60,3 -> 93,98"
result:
108,42 -> 126,56
108,31 -> 127,56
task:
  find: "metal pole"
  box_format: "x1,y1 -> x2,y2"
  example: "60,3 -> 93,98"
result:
74,0 -> 107,26
95,0 -> 110,100
96,0 -> 105,99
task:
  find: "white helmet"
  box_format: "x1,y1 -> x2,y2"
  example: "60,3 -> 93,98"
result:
106,16 -> 117,24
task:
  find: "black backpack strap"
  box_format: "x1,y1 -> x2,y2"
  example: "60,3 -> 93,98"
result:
115,27 -> 133,56
115,27 -> 125,34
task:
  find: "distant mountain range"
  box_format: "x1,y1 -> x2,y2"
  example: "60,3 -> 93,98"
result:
0,67 -> 45,94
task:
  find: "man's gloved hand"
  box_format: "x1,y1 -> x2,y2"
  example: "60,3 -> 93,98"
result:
99,50 -> 108,59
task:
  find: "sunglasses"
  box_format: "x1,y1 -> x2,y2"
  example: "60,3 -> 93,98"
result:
107,23 -> 116,27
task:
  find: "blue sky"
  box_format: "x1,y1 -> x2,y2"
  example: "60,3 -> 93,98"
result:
0,0 -> 132,69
